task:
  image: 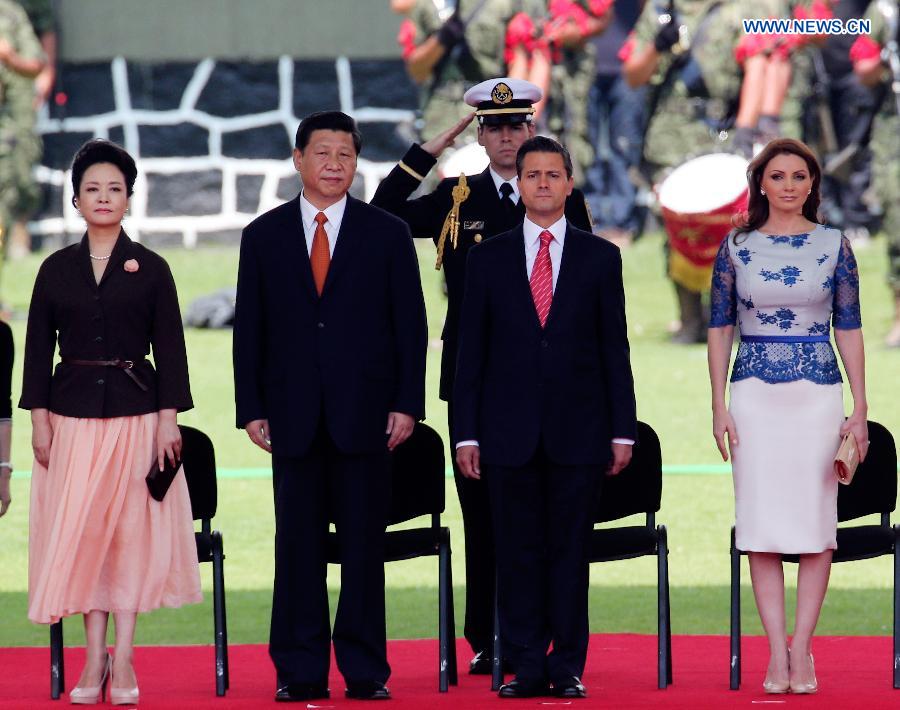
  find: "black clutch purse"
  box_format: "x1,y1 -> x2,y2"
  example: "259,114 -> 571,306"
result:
146,455 -> 182,502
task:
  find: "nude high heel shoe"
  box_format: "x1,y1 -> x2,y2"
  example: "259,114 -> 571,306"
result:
109,661 -> 140,706
69,653 -> 111,705
790,653 -> 818,694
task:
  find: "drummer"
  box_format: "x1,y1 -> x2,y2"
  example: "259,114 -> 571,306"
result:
371,76 -> 592,676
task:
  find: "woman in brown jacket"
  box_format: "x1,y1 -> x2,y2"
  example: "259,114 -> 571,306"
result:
20,140 -> 200,706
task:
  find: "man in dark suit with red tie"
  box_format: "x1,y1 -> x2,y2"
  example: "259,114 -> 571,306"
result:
454,136 -> 637,699
233,111 -> 427,702
372,78 -> 593,674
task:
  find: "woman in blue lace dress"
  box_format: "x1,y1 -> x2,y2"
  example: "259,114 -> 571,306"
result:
707,138 -> 868,695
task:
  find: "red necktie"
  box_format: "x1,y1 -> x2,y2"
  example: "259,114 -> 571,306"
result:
530,230 -> 553,328
311,212 -> 330,295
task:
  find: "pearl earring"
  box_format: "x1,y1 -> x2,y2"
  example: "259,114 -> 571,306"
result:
760,189 -> 766,195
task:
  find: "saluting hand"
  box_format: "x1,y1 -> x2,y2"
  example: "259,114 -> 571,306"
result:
421,112 -> 476,159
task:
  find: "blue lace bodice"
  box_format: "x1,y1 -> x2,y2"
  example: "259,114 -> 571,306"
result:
709,226 -> 861,385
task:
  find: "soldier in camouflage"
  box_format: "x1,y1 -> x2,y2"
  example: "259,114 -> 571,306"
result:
622,0 -> 746,343
0,0 -> 44,286
540,0 -> 612,187
398,0 -> 547,143
851,0 -> 900,346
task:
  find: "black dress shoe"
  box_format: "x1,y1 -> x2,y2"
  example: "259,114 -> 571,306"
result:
274,682 -> 329,702
551,676 -> 587,698
345,681 -> 391,700
498,678 -> 550,698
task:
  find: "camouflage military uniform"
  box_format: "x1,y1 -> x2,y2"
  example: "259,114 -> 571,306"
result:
17,0 -> 55,36
543,1 -> 611,186
405,0 -> 543,141
856,5 -> 899,291
0,0 -> 43,253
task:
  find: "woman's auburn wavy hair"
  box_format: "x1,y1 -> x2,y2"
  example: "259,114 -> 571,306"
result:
732,138 -> 822,242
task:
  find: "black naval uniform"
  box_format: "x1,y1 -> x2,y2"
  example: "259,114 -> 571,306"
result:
371,142 -> 592,663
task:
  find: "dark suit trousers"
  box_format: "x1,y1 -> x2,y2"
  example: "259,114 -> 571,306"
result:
486,447 -> 598,684
447,401 -> 495,654
269,419 -> 391,686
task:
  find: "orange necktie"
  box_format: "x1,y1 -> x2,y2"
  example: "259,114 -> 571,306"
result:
311,212 -> 330,295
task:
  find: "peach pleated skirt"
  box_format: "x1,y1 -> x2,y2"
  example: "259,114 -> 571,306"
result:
28,413 -> 202,624
729,378 -> 843,554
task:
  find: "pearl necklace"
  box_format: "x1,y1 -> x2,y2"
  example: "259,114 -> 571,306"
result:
89,253 -> 112,261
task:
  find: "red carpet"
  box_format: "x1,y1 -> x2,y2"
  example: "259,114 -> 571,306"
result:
0,634 -> 895,709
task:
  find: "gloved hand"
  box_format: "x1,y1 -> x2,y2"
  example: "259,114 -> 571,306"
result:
437,15 -> 466,49
732,126 -> 756,159
653,19 -> 680,53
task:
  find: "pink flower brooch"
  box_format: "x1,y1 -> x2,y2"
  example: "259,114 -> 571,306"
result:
124,259 -> 139,272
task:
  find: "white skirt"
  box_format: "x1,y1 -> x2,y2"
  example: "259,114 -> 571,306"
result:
729,378 -> 843,554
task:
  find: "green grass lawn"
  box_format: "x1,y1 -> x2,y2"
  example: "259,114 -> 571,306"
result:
0,229 -> 897,646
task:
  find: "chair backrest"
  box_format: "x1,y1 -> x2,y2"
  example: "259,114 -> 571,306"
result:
387,422 -> 445,526
837,420 -> 897,523
594,421 -> 662,524
178,424 -> 218,522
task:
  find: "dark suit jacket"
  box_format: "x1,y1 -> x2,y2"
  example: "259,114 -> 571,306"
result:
371,144 -> 593,400
19,231 -> 193,418
453,223 -> 637,467
233,194 -> 427,458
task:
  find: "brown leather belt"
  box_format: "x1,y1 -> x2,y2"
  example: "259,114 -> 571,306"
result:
62,358 -> 149,392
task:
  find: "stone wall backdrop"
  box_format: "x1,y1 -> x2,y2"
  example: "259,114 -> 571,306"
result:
32,56 -> 418,249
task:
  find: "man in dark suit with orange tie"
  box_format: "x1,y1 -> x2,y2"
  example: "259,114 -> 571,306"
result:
233,111 -> 427,702
454,136 -> 637,699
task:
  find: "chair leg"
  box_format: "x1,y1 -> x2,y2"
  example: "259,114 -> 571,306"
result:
212,531 -> 228,696
657,525 -> 671,689
491,573 -> 503,692
438,531 -> 451,693
893,525 -> 900,689
445,532 -> 458,686
730,526 -> 741,690
50,620 -> 64,700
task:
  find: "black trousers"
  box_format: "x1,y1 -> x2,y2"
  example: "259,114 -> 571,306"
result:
485,446 -> 598,684
447,402 -> 496,655
269,418 -> 391,686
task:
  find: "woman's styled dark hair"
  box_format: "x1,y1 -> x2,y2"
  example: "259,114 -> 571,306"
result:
294,111 -> 362,155
71,139 -> 138,197
515,135 -> 574,179
734,138 -> 822,236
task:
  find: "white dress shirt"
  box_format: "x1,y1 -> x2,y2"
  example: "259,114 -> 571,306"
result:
299,191 -> 347,256
489,168 -> 520,205
456,213 -> 633,449
523,215 -> 566,292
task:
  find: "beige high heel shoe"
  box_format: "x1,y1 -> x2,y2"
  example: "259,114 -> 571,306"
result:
789,653 -> 818,694
109,660 -> 140,706
69,653 -> 111,705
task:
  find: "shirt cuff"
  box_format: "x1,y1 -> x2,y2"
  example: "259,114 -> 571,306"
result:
612,438 -> 635,446
455,440 -> 479,449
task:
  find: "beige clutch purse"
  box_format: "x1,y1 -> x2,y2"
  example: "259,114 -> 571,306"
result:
834,431 -> 859,485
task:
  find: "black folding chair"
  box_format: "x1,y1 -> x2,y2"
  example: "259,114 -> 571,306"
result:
491,421 -> 672,690
49,424 -> 229,698
729,420 -> 899,689
325,421 -> 458,692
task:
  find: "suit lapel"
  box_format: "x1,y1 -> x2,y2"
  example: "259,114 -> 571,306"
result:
322,195 -> 361,296
97,229 -> 132,288
76,234 -> 98,290
283,196 -> 318,301
543,225 -> 581,331
509,226 -> 543,331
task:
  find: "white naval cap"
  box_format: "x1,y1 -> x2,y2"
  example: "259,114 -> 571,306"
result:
463,77 -> 542,125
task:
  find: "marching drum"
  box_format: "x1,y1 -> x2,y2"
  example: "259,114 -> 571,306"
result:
657,152 -> 749,292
